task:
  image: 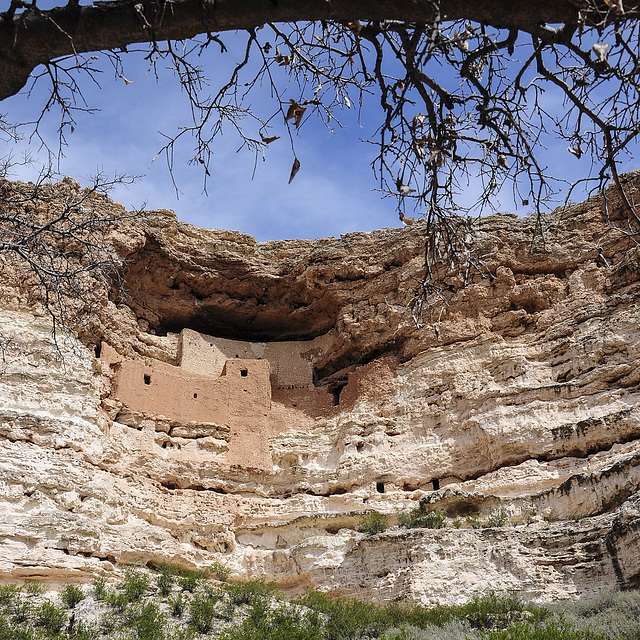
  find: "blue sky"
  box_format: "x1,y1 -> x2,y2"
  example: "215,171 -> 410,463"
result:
2,14 -> 636,241
2,40 -> 404,241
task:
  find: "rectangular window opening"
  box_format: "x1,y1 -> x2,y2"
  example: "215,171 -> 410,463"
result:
241,369 -> 248,377
143,374 -> 151,385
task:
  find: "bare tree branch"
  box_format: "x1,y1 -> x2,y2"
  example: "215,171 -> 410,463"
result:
0,0 -> 637,100
0,169 -> 143,339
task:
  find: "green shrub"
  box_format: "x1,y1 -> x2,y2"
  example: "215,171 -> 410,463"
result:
61,583 -> 85,609
9,599 -> 33,624
0,612 -> 37,640
0,584 -> 20,610
483,619 -> 607,639
382,620 -> 479,639
551,588 -> 640,639
189,593 -> 220,633
92,575 -> 108,601
486,509 -> 509,528
105,589 -> 129,611
178,569 -> 205,593
169,593 -> 185,618
68,620 -> 100,640
22,581 -> 44,596
155,566 -> 175,597
400,503 -> 447,529
297,590 -> 384,640
465,512 -> 482,529
221,602 -> 325,640
358,511 -> 389,535
460,592 -> 548,631
225,579 -> 278,607
128,602 -> 167,640
100,610 -> 120,635
34,601 -> 67,634
210,561 -> 231,582
123,567 -> 149,601
217,598 -> 236,622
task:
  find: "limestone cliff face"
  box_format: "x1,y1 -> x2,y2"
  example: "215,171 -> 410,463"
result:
1,175 -> 640,604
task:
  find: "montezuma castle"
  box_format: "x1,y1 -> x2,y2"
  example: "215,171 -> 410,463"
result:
101,328 -> 395,471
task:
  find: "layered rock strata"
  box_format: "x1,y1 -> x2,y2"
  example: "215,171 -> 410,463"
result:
1,175 -> 640,604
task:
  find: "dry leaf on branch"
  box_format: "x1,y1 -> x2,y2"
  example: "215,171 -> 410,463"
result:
568,143 -> 583,158
260,132 -> 280,144
604,0 -> 624,12
274,45 -> 291,66
286,100 -> 306,128
289,157 -> 301,183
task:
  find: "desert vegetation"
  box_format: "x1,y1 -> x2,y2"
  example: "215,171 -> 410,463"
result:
0,568 -> 638,639
357,502 -> 516,536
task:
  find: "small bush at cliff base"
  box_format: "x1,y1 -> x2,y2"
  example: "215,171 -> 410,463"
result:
189,592 -> 221,633
460,592 -> 548,630
551,588 -> 640,639
210,561 -> 231,582
105,589 -> 129,611
224,579 -> 278,606
0,584 -> 20,612
382,620 -> 478,640
61,583 -> 85,609
358,511 -> 389,535
0,613 -> 37,640
123,568 -> 149,601
465,512 -> 482,529
23,580 -> 44,596
154,566 -> 175,597
220,602 -> 325,640
486,509 -> 509,528
297,590 -> 389,640
128,602 -> 167,640
178,568 -> 206,593
34,601 -> 68,634
92,575 -> 108,601
169,593 -> 185,618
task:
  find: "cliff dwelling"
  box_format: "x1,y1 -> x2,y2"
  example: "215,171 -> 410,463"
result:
101,328 -> 396,470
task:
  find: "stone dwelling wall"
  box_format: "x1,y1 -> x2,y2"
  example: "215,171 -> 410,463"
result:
338,357 -> 399,408
270,386 -> 335,416
177,328 -> 327,387
100,334 -> 398,469
107,349 -> 271,428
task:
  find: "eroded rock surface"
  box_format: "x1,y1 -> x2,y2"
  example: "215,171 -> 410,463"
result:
1,175 -> 640,604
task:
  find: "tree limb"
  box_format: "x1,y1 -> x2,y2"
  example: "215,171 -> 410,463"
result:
0,0 -> 631,100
